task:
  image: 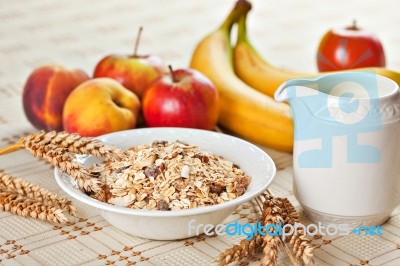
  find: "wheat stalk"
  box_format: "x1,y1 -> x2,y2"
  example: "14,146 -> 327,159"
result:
217,196 -> 284,266
279,197 -> 315,265
257,193 -> 300,266
260,235 -> 281,266
218,234 -> 263,265
0,131 -> 127,193
0,191 -> 68,224
0,171 -> 76,215
217,191 -> 316,266
0,131 -> 121,223
18,131 -> 124,160
259,197 -> 285,266
20,139 -> 100,193
46,150 -> 101,192
0,131 -> 130,193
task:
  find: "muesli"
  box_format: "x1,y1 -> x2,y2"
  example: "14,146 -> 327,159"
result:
91,140 -> 250,211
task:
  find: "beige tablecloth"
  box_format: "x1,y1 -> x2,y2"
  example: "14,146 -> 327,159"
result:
1,0 -> 400,265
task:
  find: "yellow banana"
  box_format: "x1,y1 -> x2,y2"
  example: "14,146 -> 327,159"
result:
190,1 -> 293,152
234,13 -> 400,98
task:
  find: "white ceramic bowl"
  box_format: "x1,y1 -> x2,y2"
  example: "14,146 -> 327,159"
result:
55,128 -> 276,240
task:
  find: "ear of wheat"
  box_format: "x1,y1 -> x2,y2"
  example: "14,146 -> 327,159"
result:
0,131 -> 136,194
2,131 -> 130,193
218,196 -> 284,266
279,197 -> 315,265
45,150 -> 100,192
0,191 -> 68,224
18,131 -> 124,160
0,171 -> 76,215
0,131 -> 133,223
218,192 -> 316,266
218,234 -> 263,265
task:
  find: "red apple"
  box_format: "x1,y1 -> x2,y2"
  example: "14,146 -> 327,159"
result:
23,65 -> 89,131
317,21 -> 386,71
142,66 -> 219,130
93,27 -> 164,97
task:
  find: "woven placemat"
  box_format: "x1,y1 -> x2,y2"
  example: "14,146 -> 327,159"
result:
1,1 -> 400,265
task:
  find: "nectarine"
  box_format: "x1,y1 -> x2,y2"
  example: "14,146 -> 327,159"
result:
63,78 -> 141,137
22,65 -> 89,131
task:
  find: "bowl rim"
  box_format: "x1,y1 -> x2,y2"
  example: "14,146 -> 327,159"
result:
54,127 -> 276,217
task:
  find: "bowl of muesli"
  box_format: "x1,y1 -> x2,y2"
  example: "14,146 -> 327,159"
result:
55,128 -> 276,240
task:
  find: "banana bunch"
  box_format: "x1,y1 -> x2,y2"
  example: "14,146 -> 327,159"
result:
190,0 -> 400,152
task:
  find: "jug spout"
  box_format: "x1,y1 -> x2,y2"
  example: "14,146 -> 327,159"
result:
274,81 -> 290,102
274,78 -> 320,103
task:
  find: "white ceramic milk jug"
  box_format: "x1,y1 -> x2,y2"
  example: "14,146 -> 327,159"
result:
275,72 -> 400,227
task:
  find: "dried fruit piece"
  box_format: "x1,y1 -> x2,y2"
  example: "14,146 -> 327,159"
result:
157,200 -> 169,210
210,183 -> 223,194
152,140 -> 168,147
234,184 -> 246,196
193,154 -> 209,163
94,185 -> 112,202
144,165 -> 160,178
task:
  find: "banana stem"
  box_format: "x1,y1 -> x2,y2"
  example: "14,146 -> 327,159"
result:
237,12 -> 249,44
0,143 -> 24,155
219,0 -> 252,32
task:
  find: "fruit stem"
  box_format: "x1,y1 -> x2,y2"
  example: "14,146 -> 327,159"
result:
168,65 -> 177,82
237,12 -> 249,44
219,0 -> 251,32
0,143 -> 24,155
349,19 -> 358,30
133,26 -> 143,56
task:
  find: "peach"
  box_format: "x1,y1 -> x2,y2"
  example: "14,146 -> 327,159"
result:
22,65 -> 89,131
63,78 -> 141,137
